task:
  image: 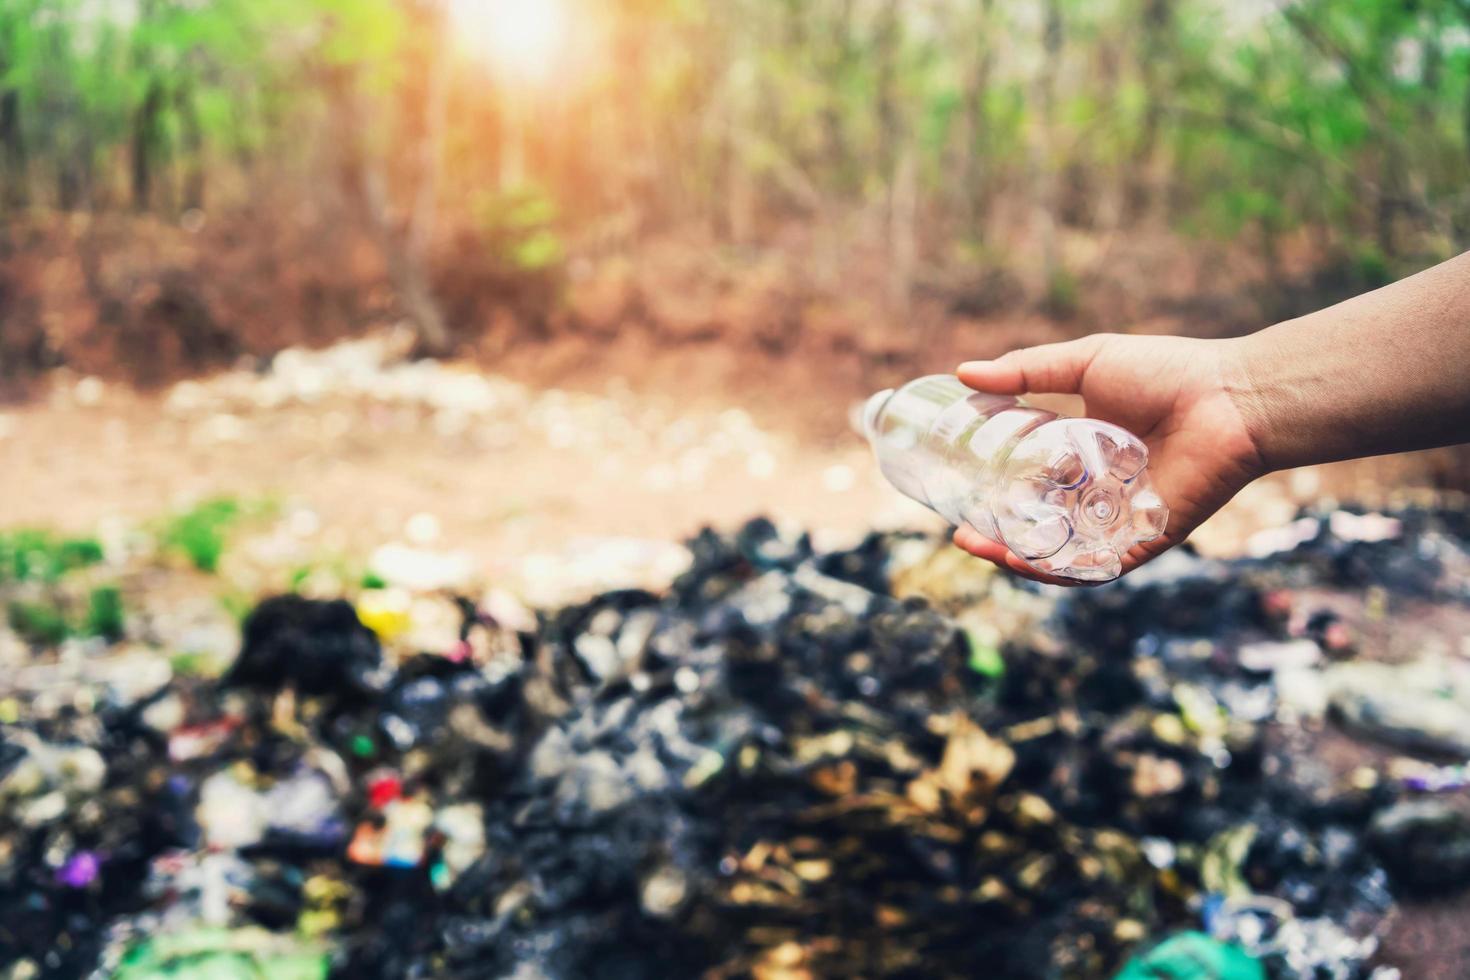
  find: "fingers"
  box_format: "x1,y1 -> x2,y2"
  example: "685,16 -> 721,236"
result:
950,526 -> 1085,587
957,335 -> 1105,396
953,523 -> 1172,586
952,524 -> 1009,564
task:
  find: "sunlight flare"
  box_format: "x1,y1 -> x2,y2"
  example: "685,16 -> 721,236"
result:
450,0 -> 570,81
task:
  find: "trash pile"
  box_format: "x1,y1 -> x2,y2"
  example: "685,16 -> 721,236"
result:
4,507 -> 1470,979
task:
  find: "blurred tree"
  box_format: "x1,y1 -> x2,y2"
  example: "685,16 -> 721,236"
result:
2,0 -> 1466,325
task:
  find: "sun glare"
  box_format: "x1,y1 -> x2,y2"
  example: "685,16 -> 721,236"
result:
450,0 -> 570,82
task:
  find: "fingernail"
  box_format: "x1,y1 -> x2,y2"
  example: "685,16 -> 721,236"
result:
957,361 -> 989,372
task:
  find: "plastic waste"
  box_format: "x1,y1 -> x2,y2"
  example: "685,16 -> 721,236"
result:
1325,658 -> 1470,757
863,375 -> 1167,581
1203,896 -> 1387,980
225,595 -> 388,703
112,927 -> 329,980
145,851 -> 259,929
1369,800 -> 1470,897
1113,932 -> 1264,980
0,733 -> 108,827
197,769 -> 270,850
263,767 -> 347,849
1388,759 -> 1470,793
14,511 -> 1470,978
55,850 -> 102,888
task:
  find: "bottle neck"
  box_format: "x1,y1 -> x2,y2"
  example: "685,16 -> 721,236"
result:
860,389 -> 895,441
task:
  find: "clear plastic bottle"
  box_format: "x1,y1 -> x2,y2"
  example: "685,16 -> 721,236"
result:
862,375 -> 1167,582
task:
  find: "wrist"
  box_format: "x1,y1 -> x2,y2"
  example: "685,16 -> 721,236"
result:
1220,332 -> 1281,476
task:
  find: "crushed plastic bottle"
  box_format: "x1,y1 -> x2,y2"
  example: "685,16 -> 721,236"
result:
863,375 -> 1168,582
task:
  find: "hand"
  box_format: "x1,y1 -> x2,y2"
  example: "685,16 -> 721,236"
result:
951,333 -> 1266,584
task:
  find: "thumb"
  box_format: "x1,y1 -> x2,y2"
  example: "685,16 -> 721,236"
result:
957,335 -> 1106,395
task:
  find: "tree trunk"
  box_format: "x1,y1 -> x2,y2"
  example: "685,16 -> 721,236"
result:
402,6 -> 451,355
818,0 -> 854,179
874,0 -> 901,189
130,0 -> 164,211
176,80 -> 205,211
407,17 -> 447,277
888,144 -> 917,313
324,48 -> 452,357
132,78 -> 164,210
875,0 -> 910,306
1032,0 -> 1064,293
1127,0 -> 1173,224
0,86 -> 26,210
954,0 -> 995,234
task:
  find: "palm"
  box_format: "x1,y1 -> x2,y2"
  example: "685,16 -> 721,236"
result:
1075,338 -> 1261,576
953,335 -> 1263,584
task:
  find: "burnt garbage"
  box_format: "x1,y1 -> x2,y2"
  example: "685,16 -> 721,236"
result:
2,510 -> 1470,978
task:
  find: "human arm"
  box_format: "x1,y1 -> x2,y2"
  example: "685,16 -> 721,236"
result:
952,250 -> 1470,583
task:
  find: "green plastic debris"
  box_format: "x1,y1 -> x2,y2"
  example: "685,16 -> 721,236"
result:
1113,932 -> 1264,980
113,927 -> 330,980
964,629 -> 1006,679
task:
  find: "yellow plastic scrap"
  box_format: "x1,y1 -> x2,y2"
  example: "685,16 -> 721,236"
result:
356,588 -> 412,642
1202,824 -> 1258,899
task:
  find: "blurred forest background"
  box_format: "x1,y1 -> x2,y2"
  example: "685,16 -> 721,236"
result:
3,0 -> 1469,394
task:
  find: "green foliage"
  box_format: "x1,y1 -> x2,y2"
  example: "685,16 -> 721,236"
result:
0,522 -> 125,645
5,586 -> 128,644
0,530 -> 104,584
157,497 -> 242,574
1043,268 -> 1080,320
7,599 -> 69,645
1351,245 -> 1393,289
511,231 -> 566,272
170,650 -> 225,678
473,185 -> 566,273
83,585 -> 126,641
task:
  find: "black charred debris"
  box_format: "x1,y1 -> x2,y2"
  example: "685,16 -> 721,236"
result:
4,509 -> 1470,979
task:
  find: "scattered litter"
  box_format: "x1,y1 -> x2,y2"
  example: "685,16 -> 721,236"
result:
1388,758 -> 1470,793
1236,639 -> 1322,674
1114,931 -> 1264,980
3,507 -> 1470,976
368,543 -> 475,592
1369,800 -> 1470,897
1329,512 -> 1402,544
1325,658 -> 1470,757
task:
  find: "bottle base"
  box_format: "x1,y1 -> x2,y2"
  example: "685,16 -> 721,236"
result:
990,418 -> 1168,583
